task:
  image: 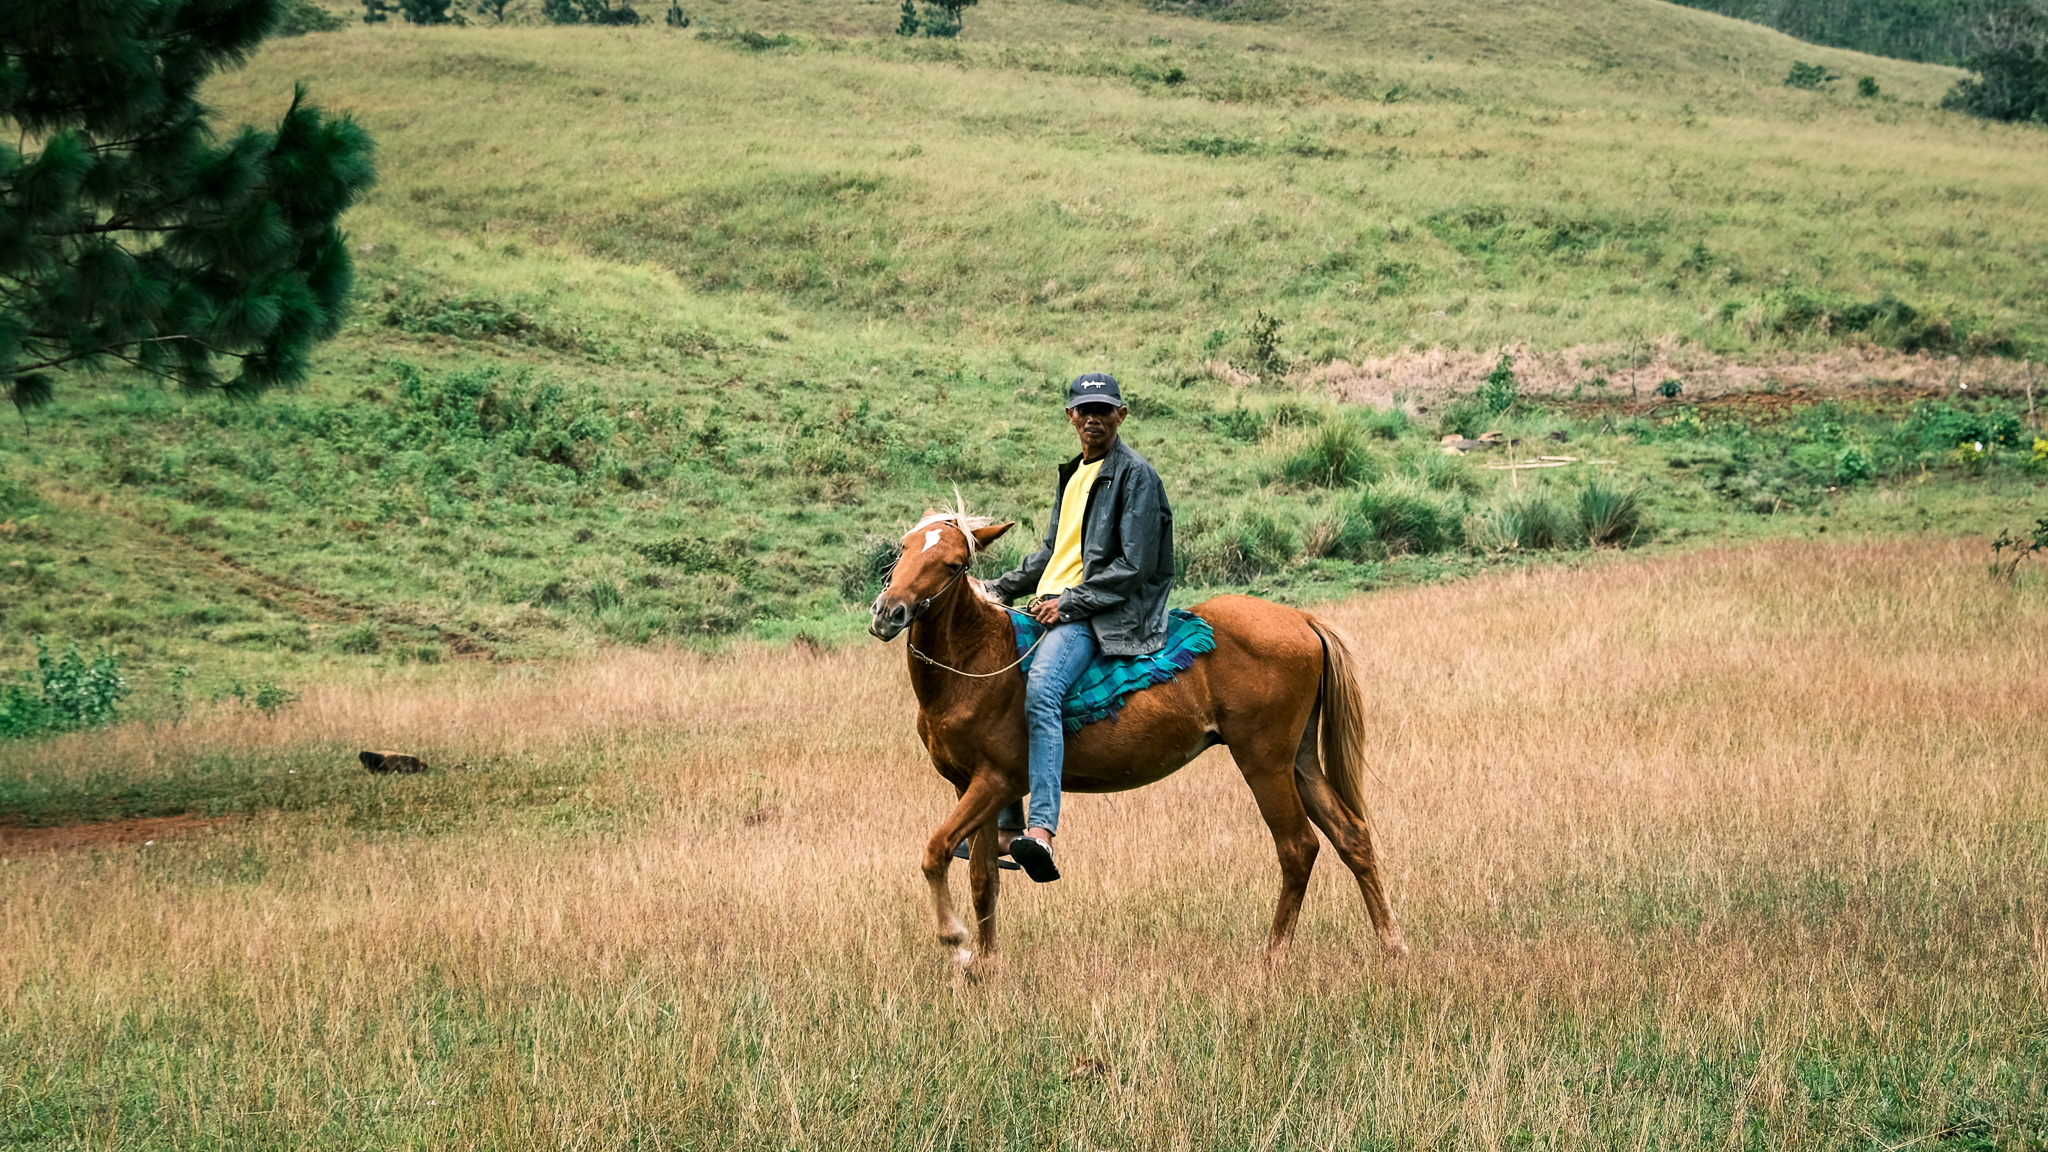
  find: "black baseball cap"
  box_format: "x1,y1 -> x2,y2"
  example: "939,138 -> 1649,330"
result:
1066,372 -> 1125,410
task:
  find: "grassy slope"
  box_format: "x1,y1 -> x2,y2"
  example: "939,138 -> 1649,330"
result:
1,0 -> 2046,704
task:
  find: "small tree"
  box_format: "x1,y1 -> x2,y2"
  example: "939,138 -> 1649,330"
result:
896,0 -> 921,36
1943,5 -> 2048,123
1,0 -> 377,411
921,0 -> 977,37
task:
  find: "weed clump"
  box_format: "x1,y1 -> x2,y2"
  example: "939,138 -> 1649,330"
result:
1576,478 -> 1646,546
1272,419 -> 1382,489
1484,491 -> 1577,552
1344,480 -> 1463,558
1179,506 -> 1298,585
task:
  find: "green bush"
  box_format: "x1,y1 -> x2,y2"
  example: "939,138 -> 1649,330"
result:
1834,445 -> 1875,485
0,638 -> 131,740
1576,478 -> 1646,546
1785,61 -> 1840,89
273,0 -> 345,35
1478,353 -> 1521,415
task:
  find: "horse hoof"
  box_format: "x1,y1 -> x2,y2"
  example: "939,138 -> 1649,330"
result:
951,947 -> 975,970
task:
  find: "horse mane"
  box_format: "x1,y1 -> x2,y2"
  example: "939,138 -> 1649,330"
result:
905,487 -> 997,565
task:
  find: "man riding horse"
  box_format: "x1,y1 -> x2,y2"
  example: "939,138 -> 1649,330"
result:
980,372 -> 1173,883
868,376 -> 1404,971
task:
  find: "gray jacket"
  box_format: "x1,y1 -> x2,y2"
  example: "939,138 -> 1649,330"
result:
991,439 -> 1174,656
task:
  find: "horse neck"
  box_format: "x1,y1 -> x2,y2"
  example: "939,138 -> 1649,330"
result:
906,580 -> 1015,704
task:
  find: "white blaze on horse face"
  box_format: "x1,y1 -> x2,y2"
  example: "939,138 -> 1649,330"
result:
923,528 -> 942,553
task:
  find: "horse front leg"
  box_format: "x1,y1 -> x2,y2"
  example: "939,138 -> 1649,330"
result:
921,773 -> 1013,972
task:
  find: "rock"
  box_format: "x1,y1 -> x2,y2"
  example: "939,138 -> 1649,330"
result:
360,750 -> 427,774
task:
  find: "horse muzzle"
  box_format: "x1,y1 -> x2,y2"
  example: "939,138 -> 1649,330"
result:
869,594 -> 912,641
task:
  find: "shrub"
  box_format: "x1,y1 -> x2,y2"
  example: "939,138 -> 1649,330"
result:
1834,445 -> 1875,485
225,680 -> 301,716
545,0 -> 642,23
1273,420 -> 1382,488
1950,440 -> 1989,474
1785,61 -> 1841,89
1478,353 -> 1521,415
1247,310 -> 1285,378
1576,479 -> 1645,546
273,0 -> 345,35
1857,76 -> 1881,97
0,638 -> 130,739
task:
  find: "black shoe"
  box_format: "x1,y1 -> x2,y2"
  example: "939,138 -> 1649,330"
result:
954,839 -> 1022,870
1008,835 -> 1060,883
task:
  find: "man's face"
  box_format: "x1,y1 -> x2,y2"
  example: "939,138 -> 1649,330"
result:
1067,402 -> 1126,456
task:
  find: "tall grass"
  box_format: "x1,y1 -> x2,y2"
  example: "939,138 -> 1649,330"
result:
4,538 -> 2044,1149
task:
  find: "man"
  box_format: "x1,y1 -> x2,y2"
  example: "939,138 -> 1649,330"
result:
983,372 -> 1175,883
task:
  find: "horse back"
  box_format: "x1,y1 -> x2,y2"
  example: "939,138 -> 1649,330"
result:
1059,595 -> 1326,791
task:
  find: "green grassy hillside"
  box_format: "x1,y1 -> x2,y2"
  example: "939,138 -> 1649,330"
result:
2,0 -> 2045,710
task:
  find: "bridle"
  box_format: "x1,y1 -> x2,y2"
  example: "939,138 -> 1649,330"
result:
874,520 -> 1050,679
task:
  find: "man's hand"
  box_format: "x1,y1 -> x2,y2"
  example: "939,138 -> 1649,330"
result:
1028,597 -> 1063,625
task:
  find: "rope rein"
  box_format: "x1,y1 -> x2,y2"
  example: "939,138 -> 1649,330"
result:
909,628 -> 1048,679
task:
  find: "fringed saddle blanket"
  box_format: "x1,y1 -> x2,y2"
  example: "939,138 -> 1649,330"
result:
1007,608 -> 1216,733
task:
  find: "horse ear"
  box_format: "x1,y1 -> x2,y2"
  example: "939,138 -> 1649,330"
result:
972,521 -> 1014,548
921,507 -> 938,518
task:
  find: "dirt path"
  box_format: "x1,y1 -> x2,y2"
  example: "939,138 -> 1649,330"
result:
0,813 -> 240,856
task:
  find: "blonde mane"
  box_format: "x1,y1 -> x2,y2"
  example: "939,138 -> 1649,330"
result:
902,490 -> 1003,602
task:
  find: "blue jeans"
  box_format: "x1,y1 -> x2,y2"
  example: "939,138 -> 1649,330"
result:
997,620 -> 1097,835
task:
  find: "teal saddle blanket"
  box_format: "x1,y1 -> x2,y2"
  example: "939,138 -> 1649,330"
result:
1007,608 -> 1216,734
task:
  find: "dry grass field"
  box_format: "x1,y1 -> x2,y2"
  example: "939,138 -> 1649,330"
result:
4,535 -> 2046,1149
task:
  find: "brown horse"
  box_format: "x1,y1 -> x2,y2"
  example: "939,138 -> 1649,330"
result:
869,510 -> 1408,972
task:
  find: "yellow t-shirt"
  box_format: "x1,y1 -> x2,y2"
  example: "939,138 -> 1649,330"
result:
1033,457 -> 1104,600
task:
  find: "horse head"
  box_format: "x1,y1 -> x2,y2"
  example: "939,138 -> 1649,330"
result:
869,510 -> 1012,641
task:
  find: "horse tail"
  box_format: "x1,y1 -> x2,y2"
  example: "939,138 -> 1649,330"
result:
1304,613 -> 1372,826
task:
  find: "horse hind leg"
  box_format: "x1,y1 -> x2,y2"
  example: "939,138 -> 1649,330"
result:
1226,730 -> 1323,961
966,818 -> 1002,959
1292,703 -> 1409,958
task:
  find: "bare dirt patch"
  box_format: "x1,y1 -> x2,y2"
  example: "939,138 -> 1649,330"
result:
1293,343 -> 2043,411
0,814 -> 239,856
